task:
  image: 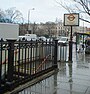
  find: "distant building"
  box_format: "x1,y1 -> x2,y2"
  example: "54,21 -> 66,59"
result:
19,21 -> 87,38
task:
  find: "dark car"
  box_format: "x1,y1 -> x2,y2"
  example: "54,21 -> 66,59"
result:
85,38 -> 90,54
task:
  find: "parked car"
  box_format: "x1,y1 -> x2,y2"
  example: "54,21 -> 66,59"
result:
58,37 -> 68,43
19,34 -> 37,41
85,37 -> 90,54
39,36 -> 47,41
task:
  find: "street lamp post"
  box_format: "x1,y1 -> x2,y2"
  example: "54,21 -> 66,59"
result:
28,8 -> 35,34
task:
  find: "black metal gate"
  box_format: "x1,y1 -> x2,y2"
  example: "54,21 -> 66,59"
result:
0,39 -> 58,93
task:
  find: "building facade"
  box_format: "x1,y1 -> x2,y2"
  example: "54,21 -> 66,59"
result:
19,21 -> 87,38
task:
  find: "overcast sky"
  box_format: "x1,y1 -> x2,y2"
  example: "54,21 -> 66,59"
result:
0,0 -> 90,27
0,0 -> 68,23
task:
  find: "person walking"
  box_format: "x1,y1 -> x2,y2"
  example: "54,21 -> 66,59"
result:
77,41 -> 84,53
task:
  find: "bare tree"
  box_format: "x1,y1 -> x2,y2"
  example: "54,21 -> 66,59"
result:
0,9 -> 6,22
55,0 -> 90,16
0,7 -> 24,23
32,22 -> 37,34
45,22 -> 56,37
5,7 -> 24,23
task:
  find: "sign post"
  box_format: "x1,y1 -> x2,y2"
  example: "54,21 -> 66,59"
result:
64,13 -> 79,62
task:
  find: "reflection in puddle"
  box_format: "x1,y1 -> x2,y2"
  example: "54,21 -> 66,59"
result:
18,74 -> 58,94
76,52 -> 90,69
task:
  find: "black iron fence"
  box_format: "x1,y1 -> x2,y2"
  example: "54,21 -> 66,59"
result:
58,42 -> 68,62
0,39 -> 68,93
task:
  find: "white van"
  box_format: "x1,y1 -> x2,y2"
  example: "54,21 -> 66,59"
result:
19,34 -> 37,41
25,34 -> 37,41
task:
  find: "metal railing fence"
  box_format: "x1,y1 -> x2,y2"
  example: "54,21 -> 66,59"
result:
0,39 -> 59,93
0,38 -> 68,93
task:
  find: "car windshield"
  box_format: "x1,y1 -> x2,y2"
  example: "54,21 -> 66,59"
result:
60,37 -> 67,41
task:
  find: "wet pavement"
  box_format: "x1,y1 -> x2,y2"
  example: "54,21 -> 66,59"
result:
17,44 -> 90,94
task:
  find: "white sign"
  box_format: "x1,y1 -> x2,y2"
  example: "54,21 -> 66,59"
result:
64,13 -> 79,26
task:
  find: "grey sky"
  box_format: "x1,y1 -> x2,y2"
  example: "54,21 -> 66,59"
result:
0,0 -> 67,23
0,0 -> 90,27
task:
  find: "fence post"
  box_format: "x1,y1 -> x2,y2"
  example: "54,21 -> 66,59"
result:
6,39 -> 16,84
0,39 -> 3,87
54,39 -> 58,68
